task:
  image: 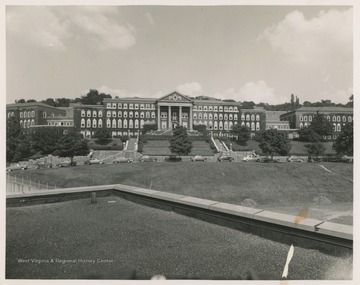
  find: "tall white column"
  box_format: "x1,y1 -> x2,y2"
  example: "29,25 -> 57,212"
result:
189,106 -> 193,130
157,106 -> 161,130
179,106 -> 182,127
168,106 -> 172,129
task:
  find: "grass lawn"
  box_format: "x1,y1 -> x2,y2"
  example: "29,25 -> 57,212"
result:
6,196 -> 352,280
12,162 -> 353,224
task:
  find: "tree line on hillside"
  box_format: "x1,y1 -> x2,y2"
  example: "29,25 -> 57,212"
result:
6,117 -> 90,163
15,90 -> 353,111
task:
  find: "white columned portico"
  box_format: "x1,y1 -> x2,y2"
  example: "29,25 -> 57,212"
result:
168,106 -> 172,129
157,107 -> 160,128
179,106 -> 182,127
189,107 -> 193,130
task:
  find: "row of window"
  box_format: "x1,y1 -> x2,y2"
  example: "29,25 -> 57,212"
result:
20,119 -> 34,128
106,103 -> 155,110
80,118 -> 149,129
160,112 -> 189,119
300,115 -> 353,122
193,113 -> 238,120
300,122 -> 344,132
193,105 -> 238,112
240,114 -> 261,121
80,110 -> 156,119
19,110 -> 36,118
240,121 -> 261,131
47,121 -> 73,126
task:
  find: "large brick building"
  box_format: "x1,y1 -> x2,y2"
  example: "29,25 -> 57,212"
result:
6,92 -> 353,140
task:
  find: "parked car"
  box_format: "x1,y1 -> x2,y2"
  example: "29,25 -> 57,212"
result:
341,155 -> 353,163
57,161 -> 77,167
257,157 -> 281,163
191,155 -> 207,162
139,155 -> 157,162
6,163 -> 28,171
217,155 -> 234,162
287,155 -> 305,162
242,154 -> 260,162
84,159 -> 104,165
164,155 -> 182,162
307,156 -> 322,163
113,157 -> 132,163
34,162 -> 53,169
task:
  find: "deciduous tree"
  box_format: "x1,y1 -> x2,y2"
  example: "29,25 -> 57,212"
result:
169,126 -> 192,156
258,129 -> 291,160
53,131 -> 90,163
231,124 -> 251,146
333,122 -> 353,155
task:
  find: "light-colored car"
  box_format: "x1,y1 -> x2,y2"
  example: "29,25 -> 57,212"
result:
139,155 -> 157,162
84,159 -> 105,165
113,157 -> 132,163
341,155 -> 353,163
191,155 -> 207,162
287,155 -> 305,162
217,155 -> 234,162
242,155 -> 260,162
6,163 -> 28,171
34,162 -> 53,169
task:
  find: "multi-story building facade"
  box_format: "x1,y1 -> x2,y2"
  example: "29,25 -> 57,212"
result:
6,102 -> 67,129
6,93 -> 354,141
280,106 -> 353,139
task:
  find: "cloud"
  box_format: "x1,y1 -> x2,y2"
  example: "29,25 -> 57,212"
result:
213,81 -> 284,104
258,8 -> 352,65
7,6 -> 136,51
71,8 -> 136,50
176,82 -> 203,96
7,6 -> 71,51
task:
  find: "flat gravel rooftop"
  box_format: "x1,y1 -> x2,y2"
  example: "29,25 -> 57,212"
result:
6,196 -> 352,280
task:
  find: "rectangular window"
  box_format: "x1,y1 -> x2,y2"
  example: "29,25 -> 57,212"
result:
118,103 -> 122,109
140,104 -> 144,109
135,104 -> 139,109
112,103 -> 116,109
107,103 -> 111,109
129,104 -> 134,109
123,103 -> 128,109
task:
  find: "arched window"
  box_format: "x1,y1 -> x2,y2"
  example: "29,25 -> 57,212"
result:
214,114 -> 217,120
129,119 -> 133,128
256,122 -> 260,131
337,123 -> 341,132
309,116 -> 312,122
209,113 -> 213,120
92,119 -> 97,128
81,118 -> 85,127
129,111 -> 133,118
93,110 -> 97,117
229,121 -> 233,130
124,111 -> 128,118
135,112 -> 139,118
348,116 -> 352,122
140,119 -> 145,128
251,114 -> 255,121
219,114 -> 223,120
135,119 -> 139,128
246,122 -> 250,128
198,113 -> 202,119
256,114 -> 260,121
246,114 -> 250,121
241,114 -> 245,120
332,116 -> 336,121
204,113 -> 208,119
300,123 -> 303,129
81,110 -> 85,117
123,119 -> 128,128
32,111 -> 35,117
107,111 -> 111,117
28,111 -> 31,118
214,121 -> 218,130
118,119 -> 122,128
251,122 -> 255,131
20,112 -> 23,118
31,119 -> 34,126
98,110 -> 103,117
98,119 -> 102,128
87,119 -> 91,128
112,111 -> 116,117
342,116 -> 346,122
234,114 -> 238,120
299,116 -> 303,121
303,116 -> 307,121
140,112 -> 144,118
224,114 -> 228,120
241,121 -> 245,126
146,112 -> 150,118
224,121 -> 228,130
106,119 -> 111,128
151,112 -> 156,118
118,111 -> 122,117
112,119 -> 117,128
333,123 -> 336,131
219,121 -> 223,130
20,120 -> 23,126
326,116 -> 330,121
337,116 -> 341,122
87,110 -> 91,117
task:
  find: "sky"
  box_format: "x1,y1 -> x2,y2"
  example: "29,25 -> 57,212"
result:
5,4 -> 353,105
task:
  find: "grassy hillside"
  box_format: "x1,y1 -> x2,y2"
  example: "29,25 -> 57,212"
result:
14,162 -> 352,207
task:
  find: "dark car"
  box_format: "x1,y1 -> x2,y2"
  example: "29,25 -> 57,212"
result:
217,155 -> 234,162
57,161 -> 77,167
34,162 -> 53,169
307,156 -> 322,163
139,155 -> 157,162
257,157 -> 281,163
164,155 -> 182,162
113,157 -> 132,163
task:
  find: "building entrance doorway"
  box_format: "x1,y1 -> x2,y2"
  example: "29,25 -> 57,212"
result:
161,121 -> 167,129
